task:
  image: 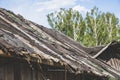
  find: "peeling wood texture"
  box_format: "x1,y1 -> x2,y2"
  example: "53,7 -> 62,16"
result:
0,8 -> 120,80
107,58 -> 120,71
94,41 -> 120,72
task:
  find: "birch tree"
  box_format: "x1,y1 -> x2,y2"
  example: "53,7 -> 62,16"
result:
47,7 -> 120,47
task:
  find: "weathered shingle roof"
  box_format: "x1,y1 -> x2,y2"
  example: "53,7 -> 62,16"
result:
0,8 -> 120,79
93,41 -> 120,59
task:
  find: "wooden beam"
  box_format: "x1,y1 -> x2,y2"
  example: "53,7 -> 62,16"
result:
0,50 -> 4,55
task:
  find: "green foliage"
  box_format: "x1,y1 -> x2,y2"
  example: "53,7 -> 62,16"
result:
47,7 -> 120,47
47,8 -> 85,40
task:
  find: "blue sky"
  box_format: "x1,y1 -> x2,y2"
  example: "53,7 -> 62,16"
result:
0,0 -> 120,28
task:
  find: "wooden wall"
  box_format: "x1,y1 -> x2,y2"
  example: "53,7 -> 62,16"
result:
0,58 -> 67,80
107,58 -> 120,71
0,57 -> 107,80
0,62 -> 14,80
0,58 -> 44,80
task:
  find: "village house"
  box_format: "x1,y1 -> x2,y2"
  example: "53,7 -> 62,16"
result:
0,8 -> 120,80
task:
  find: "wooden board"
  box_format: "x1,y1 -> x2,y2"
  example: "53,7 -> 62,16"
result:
4,63 -> 14,80
21,63 -> 32,80
0,66 -> 4,80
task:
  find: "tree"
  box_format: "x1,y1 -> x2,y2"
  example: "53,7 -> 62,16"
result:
84,7 -> 120,46
47,8 -> 86,41
47,7 -> 120,47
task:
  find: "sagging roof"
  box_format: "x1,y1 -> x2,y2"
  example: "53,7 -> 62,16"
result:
0,8 -> 120,79
93,41 -> 120,59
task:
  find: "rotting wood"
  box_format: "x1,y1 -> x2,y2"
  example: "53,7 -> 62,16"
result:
0,50 -> 4,54
0,8 -> 120,79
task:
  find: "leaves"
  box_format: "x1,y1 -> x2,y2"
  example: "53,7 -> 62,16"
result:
47,7 -> 120,47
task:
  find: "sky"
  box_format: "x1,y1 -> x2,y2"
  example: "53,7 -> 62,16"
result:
0,0 -> 120,28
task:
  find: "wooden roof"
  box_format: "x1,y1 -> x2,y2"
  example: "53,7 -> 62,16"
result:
0,8 -> 120,79
93,41 -> 120,59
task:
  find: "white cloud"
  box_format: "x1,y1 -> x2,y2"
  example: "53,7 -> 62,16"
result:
35,0 -> 77,12
80,0 -> 92,2
1,0 -> 90,28
73,5 -> 89,13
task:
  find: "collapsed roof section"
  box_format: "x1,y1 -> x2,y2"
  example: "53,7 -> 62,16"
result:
92,41 -> 120,72
0,8 -> 120,79
93,41 -> 120,59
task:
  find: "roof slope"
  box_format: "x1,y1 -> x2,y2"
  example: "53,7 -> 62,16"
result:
0,8 -> 120,79
93,41 -> 120,59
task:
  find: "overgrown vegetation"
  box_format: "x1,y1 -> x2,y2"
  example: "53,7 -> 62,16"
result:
47,7 -> 120,47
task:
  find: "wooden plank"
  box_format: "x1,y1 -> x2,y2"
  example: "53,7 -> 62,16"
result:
14,62 -> 21,80
0,50 -> 4,55
107,58 -> 120,71
4,63 -> 14,80
45,69 -> 65,80
32,69 -> 38,80
21,63 -> 32,80
37,70 -> 44,80
0,66 -> 4,80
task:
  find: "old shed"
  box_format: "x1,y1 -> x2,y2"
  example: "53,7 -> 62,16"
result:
0,8 -> 120,80
93,41 -> 120,71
